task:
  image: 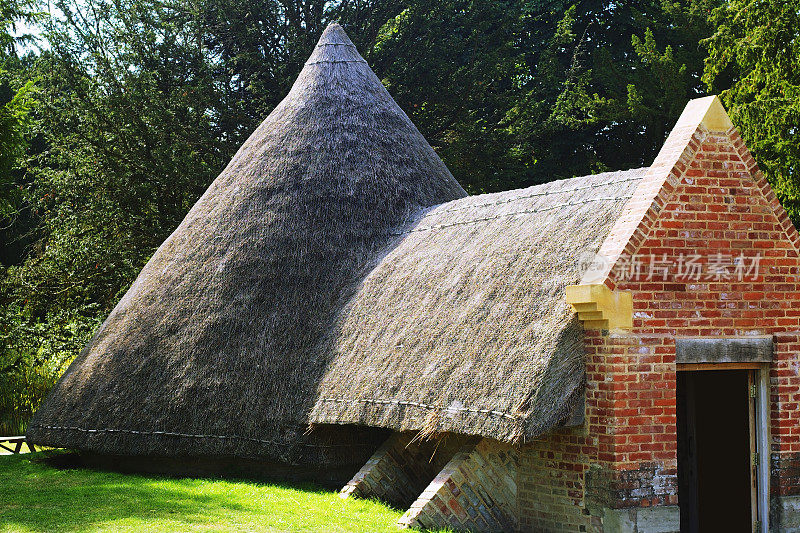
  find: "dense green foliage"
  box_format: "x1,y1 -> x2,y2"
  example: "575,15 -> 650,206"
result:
0,70 -> 32,216
0,0 -> 798,433
703,0 -> 800,226
0,0 -> 37,215
0,0 -> 52,435
0,452 -> 406,531
363,0 -> 720,192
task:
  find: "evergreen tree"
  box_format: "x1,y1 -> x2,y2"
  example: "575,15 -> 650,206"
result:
704,0 -> 800,227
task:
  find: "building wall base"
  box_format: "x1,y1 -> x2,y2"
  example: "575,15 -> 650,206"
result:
597,506 -> 680,533
771,495 -> 800,532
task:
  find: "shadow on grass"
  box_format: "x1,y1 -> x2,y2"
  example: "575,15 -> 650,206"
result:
0,451 -> 402,533
39,451 -> 336,493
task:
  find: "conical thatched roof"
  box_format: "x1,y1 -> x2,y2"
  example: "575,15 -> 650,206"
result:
29,23 -> 652,460
28,24 -> 466,463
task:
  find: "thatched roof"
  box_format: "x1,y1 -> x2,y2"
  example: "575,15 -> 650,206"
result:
29,22 -> 648,459
27,24 -> 465,463
311,168 -> 646,441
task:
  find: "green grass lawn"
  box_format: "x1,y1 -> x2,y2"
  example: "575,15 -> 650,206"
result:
0,452 -> 406,532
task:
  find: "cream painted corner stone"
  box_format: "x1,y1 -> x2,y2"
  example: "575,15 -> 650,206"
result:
566,284 -> 633,330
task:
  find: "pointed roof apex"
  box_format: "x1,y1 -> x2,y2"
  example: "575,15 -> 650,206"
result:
581,95 -> 736,286
306,23 -> 364,65
318,23 -> 351,44
27,9 -> 466,462
674,95 -> 733,132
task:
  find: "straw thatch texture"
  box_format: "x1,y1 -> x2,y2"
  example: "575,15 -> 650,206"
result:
310,168 -> 647,442
27,24 -> 466,464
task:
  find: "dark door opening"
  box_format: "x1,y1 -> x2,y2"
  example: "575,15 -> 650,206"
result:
677,370 -> 754,532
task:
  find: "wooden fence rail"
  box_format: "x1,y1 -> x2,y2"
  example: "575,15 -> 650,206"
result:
0,436 -> 35,454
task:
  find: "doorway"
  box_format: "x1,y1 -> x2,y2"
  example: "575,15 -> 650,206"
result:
676,369 -> 755,532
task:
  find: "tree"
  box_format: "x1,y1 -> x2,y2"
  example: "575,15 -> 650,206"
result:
0,0 -> 46,435
0,0 -> 37,216
357,0 -> 720,193
364,0 -> 522,193
1,0 -> 235,414
703,0 -> 800,227
505,0 -> 720,188
0,68 -> 32,215
198,0 -> 409,154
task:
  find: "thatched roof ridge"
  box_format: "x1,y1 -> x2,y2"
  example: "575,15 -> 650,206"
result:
305,25 -> 366,65
27,23 -> 465,463
311,168 -> 647,442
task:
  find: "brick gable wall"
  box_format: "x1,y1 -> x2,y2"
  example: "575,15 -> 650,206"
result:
519,124 -> 800,531
608,125 -> 800,479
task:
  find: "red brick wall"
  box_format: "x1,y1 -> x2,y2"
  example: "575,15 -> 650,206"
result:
515,330 -> 681,530
772,331 -> 800,496
518,124 -> 800,531
518,428 -> 594,531
594,125 -> 800,501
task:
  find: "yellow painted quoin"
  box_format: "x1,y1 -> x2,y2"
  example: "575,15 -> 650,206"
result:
566,284 -> 633,330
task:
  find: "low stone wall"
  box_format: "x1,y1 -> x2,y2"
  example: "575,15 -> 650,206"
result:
340,432 -> 468,509
399,438 -> 518,532
517,429 -> 593,532
517,428 -> 680,533
343,431 -> 686,532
